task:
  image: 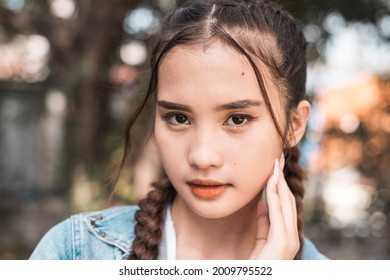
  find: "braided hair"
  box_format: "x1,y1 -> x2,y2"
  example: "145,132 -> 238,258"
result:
120,0 -> 308,260
128,178 -> 176,260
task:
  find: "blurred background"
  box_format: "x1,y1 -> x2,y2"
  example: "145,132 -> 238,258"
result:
0,0 -> 389,260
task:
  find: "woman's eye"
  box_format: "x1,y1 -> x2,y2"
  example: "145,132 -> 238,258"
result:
165,113 -> 190,125
224,114 -> 253,127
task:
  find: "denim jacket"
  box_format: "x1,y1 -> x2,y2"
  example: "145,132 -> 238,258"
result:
29,205 -> 327,260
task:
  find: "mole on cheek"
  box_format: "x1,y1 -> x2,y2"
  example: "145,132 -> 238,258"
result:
241,72 -> 245,76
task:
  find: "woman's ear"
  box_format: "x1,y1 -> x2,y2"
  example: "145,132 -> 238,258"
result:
287,100 -> 311,147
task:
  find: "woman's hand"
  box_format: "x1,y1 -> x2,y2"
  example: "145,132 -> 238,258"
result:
249,155 -> 300,260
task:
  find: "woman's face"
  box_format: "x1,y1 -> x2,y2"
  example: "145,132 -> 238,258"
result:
154,42 -> 285,219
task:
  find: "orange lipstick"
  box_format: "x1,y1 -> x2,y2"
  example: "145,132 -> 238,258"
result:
187,179 -> 229,199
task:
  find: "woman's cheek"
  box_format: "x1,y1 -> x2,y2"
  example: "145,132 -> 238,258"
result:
156,128 -> 187,168
230,132 -> 278,185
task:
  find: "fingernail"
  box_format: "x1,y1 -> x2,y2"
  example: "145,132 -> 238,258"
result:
257,200 -> 267,216
273,158 -> 279,185
279,154 -> 285,170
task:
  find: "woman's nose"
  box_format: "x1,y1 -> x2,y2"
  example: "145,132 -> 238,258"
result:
187,129 -> 223,170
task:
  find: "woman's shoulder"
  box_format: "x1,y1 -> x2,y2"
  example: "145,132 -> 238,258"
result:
29,205 -> 139,260
29,205 -> 327,260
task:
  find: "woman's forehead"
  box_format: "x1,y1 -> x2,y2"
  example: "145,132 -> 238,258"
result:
161,41 -> 248,66
159,42 -> 280,95
158,43 -> 257,89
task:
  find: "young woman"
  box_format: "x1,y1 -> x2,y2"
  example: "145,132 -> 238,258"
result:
30,0 -> 327,260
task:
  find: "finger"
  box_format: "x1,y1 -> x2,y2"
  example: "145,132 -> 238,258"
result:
275,157 -> 299,255
249,200 -> 269,259
256,200 -> 269,240
276,160 -> 298,236
265,159 -> 285,239
278,154 -> 298,230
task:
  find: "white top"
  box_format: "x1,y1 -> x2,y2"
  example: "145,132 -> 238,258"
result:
157,206 -> 176,260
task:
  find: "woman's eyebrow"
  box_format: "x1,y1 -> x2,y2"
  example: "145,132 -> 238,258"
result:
157,101 -> 192,112
215,99 -> 262,111
157,99 -> 261,112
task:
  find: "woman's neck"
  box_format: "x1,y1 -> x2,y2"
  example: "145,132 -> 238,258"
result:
171,196 -> 258,260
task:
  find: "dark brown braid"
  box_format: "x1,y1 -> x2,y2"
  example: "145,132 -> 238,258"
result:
119,0 -> 309,260
128,178 -> 176,260
284,146 -> 306,260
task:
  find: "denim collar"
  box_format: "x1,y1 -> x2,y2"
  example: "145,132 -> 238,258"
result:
83,206 -> 137,254
80,205 -> 327,260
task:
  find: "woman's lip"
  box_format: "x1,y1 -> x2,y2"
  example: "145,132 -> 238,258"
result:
187,180 -> 230,199
187,179 -> 229,186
